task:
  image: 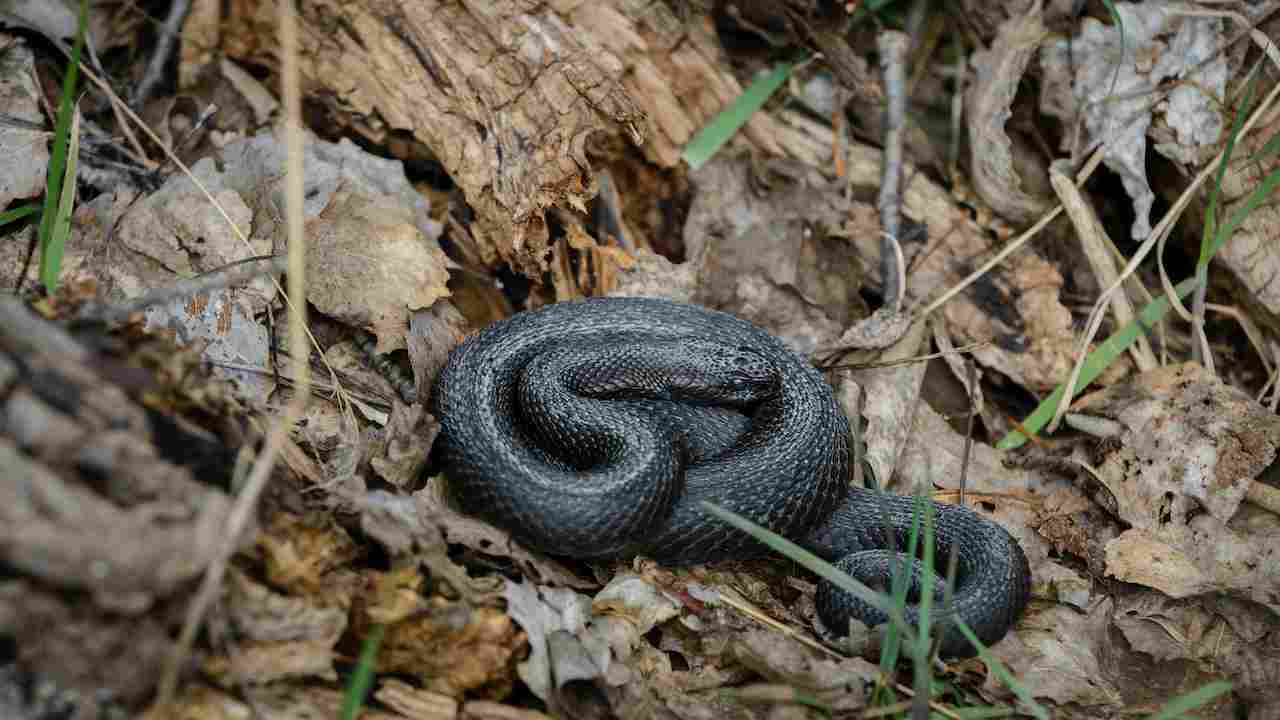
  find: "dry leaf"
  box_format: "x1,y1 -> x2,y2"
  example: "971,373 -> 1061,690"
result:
305,189 -> 451,354
414,478 -> 595,591
731,630 -> 875,713
369,402 -> 438,488
1039,7 -> 1227,238
683,157 -> 864,354
841,143 -> 1075,392
983,599 -> 1123,710
1076,363 -> 1280,528
965,3 -> 1051,223
0,35 -> 47,208
373,595 -> 523,698
256,513 -> 363,596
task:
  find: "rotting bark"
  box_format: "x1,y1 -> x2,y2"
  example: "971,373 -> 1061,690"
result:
200,1 -> 833,279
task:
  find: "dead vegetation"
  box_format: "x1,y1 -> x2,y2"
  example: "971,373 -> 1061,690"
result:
2,1 -> 1280,719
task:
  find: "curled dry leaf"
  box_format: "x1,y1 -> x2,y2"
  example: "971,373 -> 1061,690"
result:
0,35 -> 47,208
965,2 -> 1052,223
1039,6 -> 1227,239
413,478 -> 595,591
408,300 -> 471,404
504,580 -> 599,702
305,189 -> 451,354
506,574 -> 704,714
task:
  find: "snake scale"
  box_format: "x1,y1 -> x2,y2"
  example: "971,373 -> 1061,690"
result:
430,296 -> 1031,657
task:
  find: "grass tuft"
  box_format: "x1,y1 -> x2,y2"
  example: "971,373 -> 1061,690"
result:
340,623 -> 386,720
36,0 -> 88,293
701,498 -> 1049,719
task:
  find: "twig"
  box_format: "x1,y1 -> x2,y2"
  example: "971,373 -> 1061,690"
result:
82,255 -> 286,325
877,31 -> 909,312
822,340 -> 990,371
1049,160 -> 1157,372
946,32 -> 966,184
155,0 -> 310,705
131,0 -> 193,108
958,359 -> 977,507
1205,303 -> 1273,378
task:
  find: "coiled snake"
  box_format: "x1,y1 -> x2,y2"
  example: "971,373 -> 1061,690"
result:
429,296 -> 1030,657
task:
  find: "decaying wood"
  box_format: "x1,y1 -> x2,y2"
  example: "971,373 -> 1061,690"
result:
201,1 -> 834,280
0,297 -> 239,712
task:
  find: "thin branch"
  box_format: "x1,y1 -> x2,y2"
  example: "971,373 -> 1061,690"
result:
155,0 -> 311,705
877,31 -> 909,312
131,0 -> 193,108
82,255 -> 286,325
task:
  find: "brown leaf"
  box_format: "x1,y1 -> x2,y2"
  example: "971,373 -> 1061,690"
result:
965,3 -> 1051,223
305,188 -> 451,353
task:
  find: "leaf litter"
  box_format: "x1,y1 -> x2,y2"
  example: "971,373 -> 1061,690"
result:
2,2 -> 1280,719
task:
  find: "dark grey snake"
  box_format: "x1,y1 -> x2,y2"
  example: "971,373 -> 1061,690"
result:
429,296 -> 1030,657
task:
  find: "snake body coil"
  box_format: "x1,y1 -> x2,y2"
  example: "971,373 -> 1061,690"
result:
430,296 -> 1030,657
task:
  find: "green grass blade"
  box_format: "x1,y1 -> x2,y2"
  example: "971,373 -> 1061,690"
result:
699,501 -> 919,647
682,61 -> 793,171
37,0 -> 88,292
1146,681 -> 1232,720
910,496 -> 937,717
877,498 -> 921,674
1212,165 -> 1280,258
1200,67 -> 1260,268
998,277 -> 1199,450
0,203 -> 39,228
42,104 -> 80,290
340,623 -> 386,720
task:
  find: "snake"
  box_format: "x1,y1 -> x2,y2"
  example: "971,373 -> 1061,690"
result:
429,296 -> 1031,657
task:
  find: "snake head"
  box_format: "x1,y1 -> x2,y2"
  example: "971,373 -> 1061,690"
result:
665,341 -> 780,407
